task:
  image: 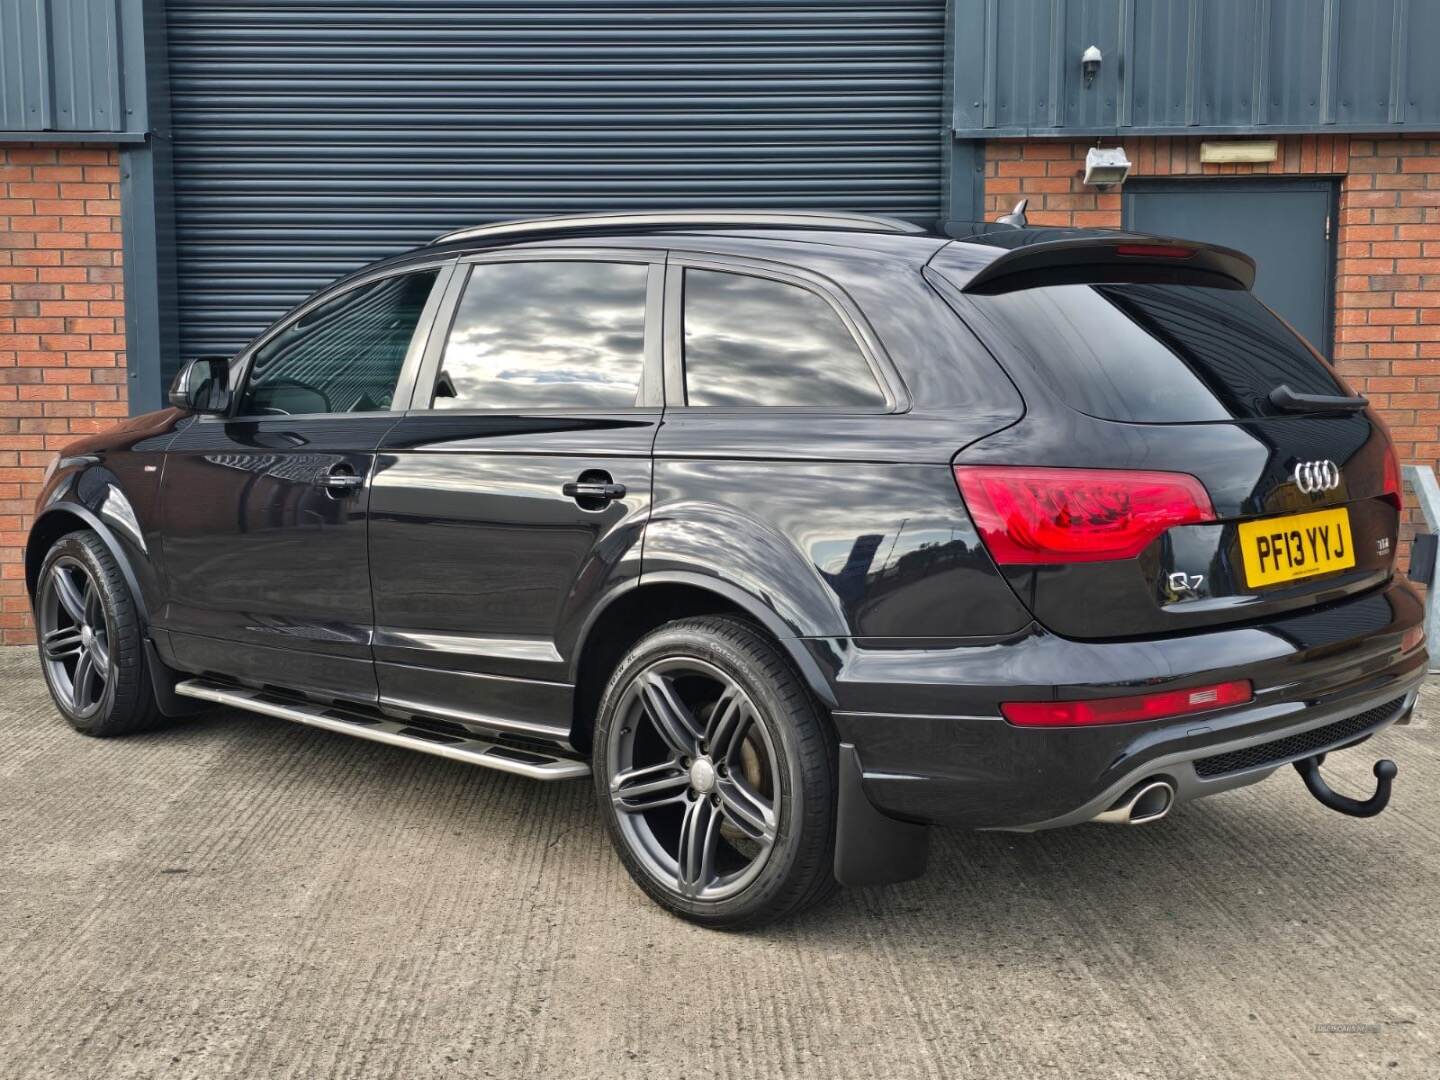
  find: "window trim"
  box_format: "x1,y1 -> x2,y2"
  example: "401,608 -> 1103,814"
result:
214,258 -> 459,423
662,252 -> 908,413
407,247 -> 667,417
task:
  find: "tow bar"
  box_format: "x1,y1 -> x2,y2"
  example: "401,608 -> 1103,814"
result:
1293,752 -> 1397,818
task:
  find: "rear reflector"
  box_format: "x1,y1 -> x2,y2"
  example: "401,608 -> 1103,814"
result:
1002,680 -> 1253,727
953,465 -> 1215,564
1402,623 -> 1425,654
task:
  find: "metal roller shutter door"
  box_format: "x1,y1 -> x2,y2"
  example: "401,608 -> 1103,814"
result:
165,0 -> 947,359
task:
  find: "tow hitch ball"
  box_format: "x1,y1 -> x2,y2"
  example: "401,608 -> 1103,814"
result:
1293,753 -> 1398,818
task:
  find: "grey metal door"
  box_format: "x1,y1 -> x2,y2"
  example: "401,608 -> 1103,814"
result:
1123,179 -> 1337,353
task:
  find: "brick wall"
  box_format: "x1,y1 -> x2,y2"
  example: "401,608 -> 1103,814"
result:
0,145 -> 125,645
984,133 -> 1440,567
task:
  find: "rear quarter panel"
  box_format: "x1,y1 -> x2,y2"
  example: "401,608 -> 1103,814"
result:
646,415 -> 1033,642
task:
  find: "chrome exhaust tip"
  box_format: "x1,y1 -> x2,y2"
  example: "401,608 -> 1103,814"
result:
1092,779 -> 1175,825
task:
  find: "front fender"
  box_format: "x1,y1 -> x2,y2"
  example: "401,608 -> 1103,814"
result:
28,460 -> 167,629
26,407 -> 181,619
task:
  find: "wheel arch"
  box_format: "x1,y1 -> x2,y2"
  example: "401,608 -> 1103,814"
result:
26,504 -> 151,628
568,572 -> 838,753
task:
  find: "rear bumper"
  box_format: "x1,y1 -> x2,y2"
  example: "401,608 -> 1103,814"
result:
996,683 -> 1417,831
810,578 -> 1427,831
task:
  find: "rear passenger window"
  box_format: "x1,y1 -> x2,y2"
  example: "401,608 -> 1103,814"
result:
434,261 -> 649,410
682,269 -> 886,408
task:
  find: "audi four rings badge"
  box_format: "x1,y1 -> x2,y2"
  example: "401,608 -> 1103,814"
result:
1293,460 -> 1340,494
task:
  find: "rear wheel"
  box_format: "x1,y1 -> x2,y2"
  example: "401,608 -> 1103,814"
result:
594,616 -> 838,928
36,531 -> 166,737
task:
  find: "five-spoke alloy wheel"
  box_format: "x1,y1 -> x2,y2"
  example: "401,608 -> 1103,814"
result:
607,656 -> 781,901
595,616 -> 837,928
38,557 -> 113,717
35,530 -> 166,736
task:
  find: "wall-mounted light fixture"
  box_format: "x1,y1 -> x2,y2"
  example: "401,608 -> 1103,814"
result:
1084,146 -> 1132,188
1081,45 -> 1102,87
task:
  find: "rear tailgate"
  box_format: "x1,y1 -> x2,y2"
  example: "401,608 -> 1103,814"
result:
928,236 -> 1401,640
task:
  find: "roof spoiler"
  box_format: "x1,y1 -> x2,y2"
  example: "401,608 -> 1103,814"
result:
960,236 -> 1256,295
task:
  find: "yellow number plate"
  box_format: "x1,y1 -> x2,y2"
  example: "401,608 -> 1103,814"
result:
1238,507 -> 1355,588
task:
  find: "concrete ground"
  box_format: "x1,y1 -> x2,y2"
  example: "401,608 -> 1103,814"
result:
1,647 -> 1437,1080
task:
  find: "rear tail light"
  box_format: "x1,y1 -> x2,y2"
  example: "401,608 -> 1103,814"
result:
1382,444 -> 1403,512
1002,679 -> 1253,727
953,465 -> 1215,565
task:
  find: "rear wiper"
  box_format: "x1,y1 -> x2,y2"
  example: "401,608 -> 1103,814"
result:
1268,383 -> 1370,414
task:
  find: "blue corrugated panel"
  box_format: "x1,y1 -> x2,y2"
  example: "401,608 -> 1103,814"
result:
0,0 -> 131,134
47,0 -> 122,130
0,0 -> 51,130
953,0 -> 1440,136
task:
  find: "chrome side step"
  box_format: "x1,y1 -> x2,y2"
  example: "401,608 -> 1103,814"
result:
174,680 -> 590,781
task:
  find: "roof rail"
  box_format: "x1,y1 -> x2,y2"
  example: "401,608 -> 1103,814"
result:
429,211 -> 927,247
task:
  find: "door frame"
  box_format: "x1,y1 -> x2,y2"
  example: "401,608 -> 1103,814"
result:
1121,177 -> 1341,358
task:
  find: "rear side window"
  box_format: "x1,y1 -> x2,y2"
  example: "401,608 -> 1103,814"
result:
682,268 -> 886,408
967,283 -> 1349,422
434,260 -> 649,410
239,269 -> 439,416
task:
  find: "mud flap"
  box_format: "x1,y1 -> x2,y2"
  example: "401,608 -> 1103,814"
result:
834,743 -> 929,886
145,637 -> 205,718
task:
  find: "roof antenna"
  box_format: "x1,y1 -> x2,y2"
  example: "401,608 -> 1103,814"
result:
995,198 -> 1028,228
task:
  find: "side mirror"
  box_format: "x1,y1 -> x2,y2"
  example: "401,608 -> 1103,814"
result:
168,356 -> 232,415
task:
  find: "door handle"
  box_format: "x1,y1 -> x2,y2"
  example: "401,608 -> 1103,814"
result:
317,467 -> 364,495
562,480 -> 626,503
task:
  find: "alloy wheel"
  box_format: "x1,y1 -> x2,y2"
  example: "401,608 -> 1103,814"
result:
39,558 -> 112,717
606,657 -> 782,901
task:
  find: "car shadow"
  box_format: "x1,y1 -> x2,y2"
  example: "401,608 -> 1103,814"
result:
791,771 -> 1426,948
196,705 -> 1427,950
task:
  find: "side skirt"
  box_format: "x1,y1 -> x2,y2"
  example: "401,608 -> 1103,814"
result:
174,679 -> 590,781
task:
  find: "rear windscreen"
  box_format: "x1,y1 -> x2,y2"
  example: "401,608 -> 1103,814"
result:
963,282 -> 1350,422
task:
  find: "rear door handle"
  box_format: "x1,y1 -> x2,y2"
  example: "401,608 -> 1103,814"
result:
562,480 -> 626,503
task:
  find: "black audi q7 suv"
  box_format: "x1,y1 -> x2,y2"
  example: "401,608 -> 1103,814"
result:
27,211 -> 1427,927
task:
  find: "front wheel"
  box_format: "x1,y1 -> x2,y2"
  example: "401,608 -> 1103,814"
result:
593,616 -> 838,928
35,530 -> 166,737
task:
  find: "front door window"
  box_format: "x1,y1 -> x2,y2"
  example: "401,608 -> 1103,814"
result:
237,269 -> 440,416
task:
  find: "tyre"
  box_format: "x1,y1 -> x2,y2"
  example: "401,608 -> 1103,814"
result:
35,530 -> 167,737
593,615 -> 838,928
